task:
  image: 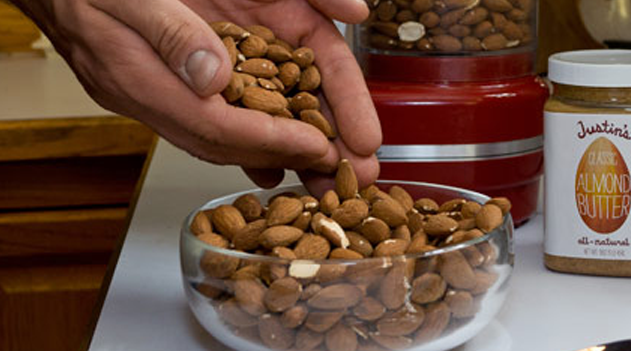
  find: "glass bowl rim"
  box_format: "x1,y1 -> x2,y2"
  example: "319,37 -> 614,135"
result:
181,180 -> 513,264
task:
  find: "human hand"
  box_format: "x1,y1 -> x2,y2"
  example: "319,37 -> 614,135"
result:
11,0 -> 382,195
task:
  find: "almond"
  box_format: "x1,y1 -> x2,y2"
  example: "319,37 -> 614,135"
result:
392,224 -> 411,242
237,72 -> 258,87
483,0 -> 513,12
294,234 -> 331,260
336,159 -> 359,200
245,25 -> 275,43
232,219 -> 267,251
438,251 -> 477,289
471,269 -> 498,294
460,201 -> 482,219
325,324 -> 358,351
197,232 -> 229,248
292,211 -> 313,231
313,216 -> 350,249
387,186 -> 413,212
411,272 -> 447,304
487,197 -> 512,215
424,215 -> 459,237
316,264 -> 348,284
473,20 -> 495,38
267,44 -> 293,63
359,217 -> 391,245
376,304 -> 425,336
218,298 -> 259,327
462,246 -> 485,267
371,196 -> 408,227
301,283 -> 323,301
370,333 -> 413,350
475,203 -> 503,232
305,310 -> 345,333
330,248 -> 364,260
411,0 -> 433,13
259,225 -> 304,249
190,211 -> 212,235
258,314 -> 296,350
299,65 -> 321,91
420,11 -> 441,28
308,283 -> 363,310
242,86 -> 288,114
502,20 -> 523,40
406,234 -> 431,254
407,210 -> 425,233
300,110 -> 336,139
234,278 -> 267,316
414,198 -> 439,213
257,77 -> 278,90
278,62 -> 301,90
444,290 -> 477,318
440,8 -> 466,27
320,191 -> 340,215
281,303 -> 309,329
413,302 -> 451,343
196,278 -> 224,299
374,239 -> 410,257
267,196 -> 304,226
332,199 -> 370,229
290,92 -> 321,113
264,277 -> 303,312
292,47 -> 315,68
233,193 -> 263,221
372,21 -> 400,38
239,35 -> 268,58
295,327 -> 325,350
289,261 -> 321,279
236,58 -> 279,78
353,297 -> 387,321
378,264 -> 408,310
232,265 -> 262,280
211,205 -> 246,240
482,33 -> 508,50
209,21 -> 249,40
346,231 -> 374,257
359,184 -> 381,202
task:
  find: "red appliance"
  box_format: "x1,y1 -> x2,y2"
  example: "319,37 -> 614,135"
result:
354,18 -> 548,225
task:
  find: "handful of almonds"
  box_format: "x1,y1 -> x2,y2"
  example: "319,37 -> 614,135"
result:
188,160 -> 512,351
211,21 -> 336,139
363,0 -> 535,52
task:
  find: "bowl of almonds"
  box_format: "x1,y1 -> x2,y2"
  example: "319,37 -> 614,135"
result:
181,160 -> 514,351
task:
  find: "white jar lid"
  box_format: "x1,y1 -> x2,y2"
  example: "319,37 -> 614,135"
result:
548,49 -> 631,87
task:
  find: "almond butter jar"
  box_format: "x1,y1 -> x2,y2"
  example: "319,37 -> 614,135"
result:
544,50 -> 631,277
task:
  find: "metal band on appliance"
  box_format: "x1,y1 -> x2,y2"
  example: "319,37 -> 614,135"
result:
377,136 -> 543,162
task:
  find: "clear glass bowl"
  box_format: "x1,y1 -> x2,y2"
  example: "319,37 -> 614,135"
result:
181,181 -> 514,351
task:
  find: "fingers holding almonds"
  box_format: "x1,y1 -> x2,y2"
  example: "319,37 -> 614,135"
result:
188,159 -> 512,351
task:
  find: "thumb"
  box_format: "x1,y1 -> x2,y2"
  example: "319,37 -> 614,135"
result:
89,0 -> 232,96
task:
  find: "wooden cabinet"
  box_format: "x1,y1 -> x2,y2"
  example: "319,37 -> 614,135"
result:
0,116 -> 154,351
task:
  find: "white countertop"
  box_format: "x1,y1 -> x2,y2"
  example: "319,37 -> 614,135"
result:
89,139 -> 631,351
0,51 -> 112,120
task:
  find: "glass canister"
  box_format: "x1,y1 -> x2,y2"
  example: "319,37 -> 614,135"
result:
544,50 -> 631,277
354,0 -> 547,225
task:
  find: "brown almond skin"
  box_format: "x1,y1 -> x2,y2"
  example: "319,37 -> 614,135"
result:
305,310 -> 345,333
487,197 -> 512,215
412,0 -> 434,13
444,290 -> 477,318
222,36 -> 238,67
325,323 -> 358,351
414,302 -> 451,343
376,305 -> 425,336
414,198 -> 439,213
332,199 -> 370,229
218,298 -> 259,327
292,211 -> 313,231
245,25 -> 275,43
371,333 -> 413,350
295,327 -> 325,350
234,279 -> 267,316
233,193 -> 263,221
211,204 -> 246,240
259,225 -> 304,249
482,33 -> 509,50
239,35 -> 268,58
300,110 -> 336,139
232,219 -> 267,251
473,21 -> 495,38
440,8 -> 466,28
294,234 -> 331,259
267,196 -> 304,226
438,251 -> 477,289
308,284 -> 363,310
374,239 -> 410,257
281,304 -> 309,329
237,72 -> 258,87
483,0 -> 514,12
278,61 -> 301,90
476,203 -> 504,232
346,231 -> 374,257
359,217 -> 391,245
460,7 -> 489,25
336,159 -> 359,200
320,191 -> 340,215
389,185 -> 414,212
242,86 -> 288,114
411,272 -> 447,304
290,92 -> 321,113
353,297 -> 387,321
258,314 -> 295,350
372,21 -> 400,38
190,211 -> 212,235
378,264 -> 408,310
330,248 -> 364,260
292,47 -> 315,68
209,21 -> 249,40
267,44 -> 293,63
424,215 -> 459,237
264,277 -> 303,313
371,196 -> 408,227
236,58 -> 279,78
299,65 -> 321,91
420,11 -> 441,28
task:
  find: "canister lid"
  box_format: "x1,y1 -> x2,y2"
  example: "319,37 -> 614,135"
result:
548,50 -> 631,87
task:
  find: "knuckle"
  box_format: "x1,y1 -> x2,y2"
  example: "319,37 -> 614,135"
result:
153,16 -> 196,65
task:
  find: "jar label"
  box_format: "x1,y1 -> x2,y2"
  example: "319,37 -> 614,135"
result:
545,112 -> 631,260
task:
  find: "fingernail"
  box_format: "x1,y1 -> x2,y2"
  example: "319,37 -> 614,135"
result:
182,50 -> 219,93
